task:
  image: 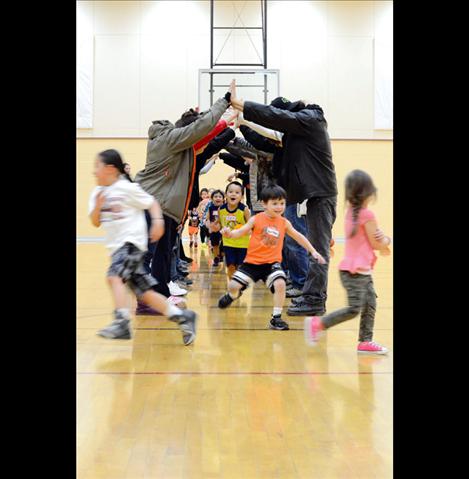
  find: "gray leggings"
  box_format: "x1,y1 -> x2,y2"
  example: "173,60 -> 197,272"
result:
322,271 -> 377,342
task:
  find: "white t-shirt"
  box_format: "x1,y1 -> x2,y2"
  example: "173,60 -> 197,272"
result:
88,178 -> 154,255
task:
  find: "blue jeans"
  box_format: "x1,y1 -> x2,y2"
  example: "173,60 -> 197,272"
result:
283,204 -> 308,289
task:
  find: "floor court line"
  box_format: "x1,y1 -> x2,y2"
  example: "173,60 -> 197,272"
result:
77,371 -> 393,376
77,326 -> 393,331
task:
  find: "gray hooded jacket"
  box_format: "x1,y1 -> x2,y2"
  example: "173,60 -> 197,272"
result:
135,97 -> 229,223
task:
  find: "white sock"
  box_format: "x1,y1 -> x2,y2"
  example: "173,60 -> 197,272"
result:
166,304 -> 183,318
272,307 -> 282,317
116,308 -> 130,320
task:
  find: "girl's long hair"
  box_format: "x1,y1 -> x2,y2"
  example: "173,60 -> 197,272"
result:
345,169 -> 377,237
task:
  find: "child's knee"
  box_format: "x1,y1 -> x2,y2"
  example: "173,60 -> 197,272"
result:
273,278 -> 286,293
228,279 -> 242,291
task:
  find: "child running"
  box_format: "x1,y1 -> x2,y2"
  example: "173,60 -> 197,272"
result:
197,188 -> 210,246
218,181 -> 251,278
188,206 -> 200,248
88,149 -> 197,345
206,189 -> 225,266
304,169 -> 390,354
218,185 -> 325,330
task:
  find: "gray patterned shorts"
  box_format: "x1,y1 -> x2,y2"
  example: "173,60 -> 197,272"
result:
108,242 -> 157,297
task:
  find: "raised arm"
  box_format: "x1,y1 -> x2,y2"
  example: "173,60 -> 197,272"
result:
231,96 -> 316,136
165,96 -> 230,153
239,112 -> 283,144
239,125 -> 277,154
200,155 -> 217,175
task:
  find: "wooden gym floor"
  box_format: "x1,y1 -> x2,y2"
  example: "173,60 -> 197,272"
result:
77,242 -> 393,479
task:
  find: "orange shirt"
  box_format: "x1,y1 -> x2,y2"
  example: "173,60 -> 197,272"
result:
245,212 -> 287,265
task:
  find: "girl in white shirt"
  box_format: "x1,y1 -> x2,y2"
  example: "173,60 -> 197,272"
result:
88,149 -> 197,345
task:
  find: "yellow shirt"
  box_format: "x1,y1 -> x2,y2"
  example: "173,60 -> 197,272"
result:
218,203 -> 250,248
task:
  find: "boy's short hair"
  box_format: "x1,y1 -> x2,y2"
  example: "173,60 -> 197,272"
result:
211,189 -> 225,199
225,181 -> 244,195
260,184 -> 287,202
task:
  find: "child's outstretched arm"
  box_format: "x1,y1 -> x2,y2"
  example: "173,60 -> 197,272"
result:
364,220 -> 391,251
89,191 -> 105,227
221,216 -> 255,238
285,220 -> 326,264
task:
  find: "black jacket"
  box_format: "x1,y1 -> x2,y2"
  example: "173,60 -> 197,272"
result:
243,101 -> 337,203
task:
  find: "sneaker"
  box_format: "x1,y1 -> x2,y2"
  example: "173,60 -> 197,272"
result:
269,316 -> 290,330
168,281 -> 187,296
304,316 -> 324,346
169,309 -> 198,345
177,277 -> 193,286
218,293 -> 234,308
136,301 -> 162,316
287,301 -> 325,316
286,287 -> 303,298
213,257 -> 220,267
168,295 -> 187,309
357,341 -> 388,355
97,319 -> 132,339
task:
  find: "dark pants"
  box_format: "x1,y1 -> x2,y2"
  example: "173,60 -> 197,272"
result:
283,204 -> 308,289
200,225 -> 209,244
322,271 -> 377,342
143,213 -> 178,298
301,196 -> 337,308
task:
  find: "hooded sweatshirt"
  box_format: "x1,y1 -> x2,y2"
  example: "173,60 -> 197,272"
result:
135,97 -> 229,223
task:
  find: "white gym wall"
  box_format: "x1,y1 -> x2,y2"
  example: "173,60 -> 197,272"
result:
76,0 -> 393,139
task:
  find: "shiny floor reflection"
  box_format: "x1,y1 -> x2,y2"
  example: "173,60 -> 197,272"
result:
77,243 -> 393,479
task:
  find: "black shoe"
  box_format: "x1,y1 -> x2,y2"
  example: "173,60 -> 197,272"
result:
181,257 -> 193,263
269,316 -> 290,330
218,293 -> 234,309
287,301 -> 325,317
213,257 -> 220,267
178,277 -> 193,285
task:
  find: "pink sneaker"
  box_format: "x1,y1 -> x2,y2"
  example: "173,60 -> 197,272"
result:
357,341 -> 388,355
304,316 -> 324,346
168,296 -> 187,309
